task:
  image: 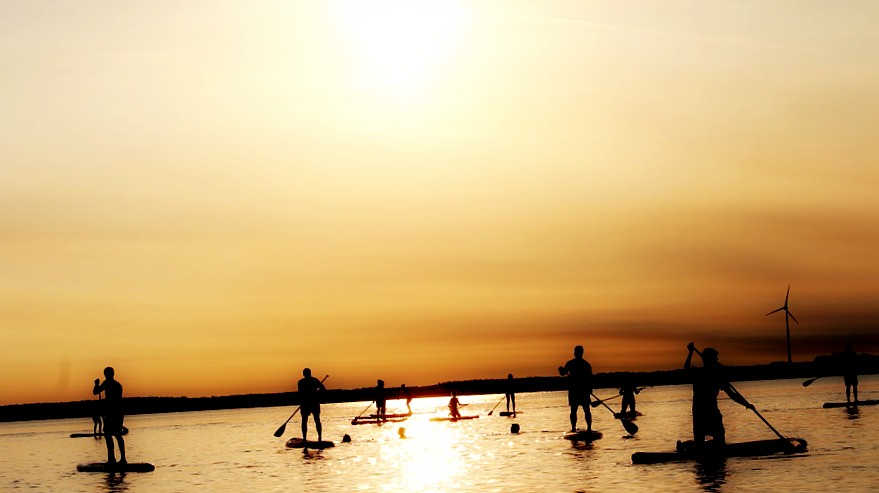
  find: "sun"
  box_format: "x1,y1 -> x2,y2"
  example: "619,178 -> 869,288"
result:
332,0 -> 468,100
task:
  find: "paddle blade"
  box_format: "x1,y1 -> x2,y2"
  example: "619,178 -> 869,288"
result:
802,377 -> 819,387
621,418 -> 638,435
273,423 -> 286,438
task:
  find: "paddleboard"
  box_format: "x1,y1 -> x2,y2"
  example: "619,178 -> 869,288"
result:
613,411 -> 643,420
498,411 -> 521,417
823,399 -> 879,409
351,416 -> 408,425
430,415 -> 479,422
285,438 -> 335,449
366,413 -> 412,419
77,462 -> 155,473
563,430 -> 603,442
632,438 -> 807,464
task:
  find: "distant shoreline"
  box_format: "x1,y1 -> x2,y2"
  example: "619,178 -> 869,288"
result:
2,354 -> 876,423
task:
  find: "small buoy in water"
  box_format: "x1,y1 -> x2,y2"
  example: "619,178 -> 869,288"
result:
342,434 -> 351,443
511,423 -> 520,434
398,427 -> 407,439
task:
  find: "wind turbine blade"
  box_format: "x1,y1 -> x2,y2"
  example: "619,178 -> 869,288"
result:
788,311 -> 799,324
785,285 -> 791,304
766,307 -> 784,316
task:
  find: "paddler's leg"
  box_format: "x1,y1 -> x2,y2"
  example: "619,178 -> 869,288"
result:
569,405 -> 577,432
584,403 -> 592,432
116,434 -> 126,464
301,410 -> 309,442
315,412 -> 322,442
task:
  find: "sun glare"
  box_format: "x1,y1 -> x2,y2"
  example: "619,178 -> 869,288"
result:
333,0 -> 467,100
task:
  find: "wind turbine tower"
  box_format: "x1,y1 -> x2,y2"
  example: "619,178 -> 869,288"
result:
766,285 -> 799,364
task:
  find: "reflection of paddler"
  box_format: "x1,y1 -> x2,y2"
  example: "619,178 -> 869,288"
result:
93,367 -> 126,465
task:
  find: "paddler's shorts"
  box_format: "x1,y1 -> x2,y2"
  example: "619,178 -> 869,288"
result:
103,415 -> 125,435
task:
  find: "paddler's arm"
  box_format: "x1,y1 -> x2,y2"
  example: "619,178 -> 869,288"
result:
722,382 -> 755,410
684,342 -> 696,369
92,379 -> 103,396
558,365 -> 568,376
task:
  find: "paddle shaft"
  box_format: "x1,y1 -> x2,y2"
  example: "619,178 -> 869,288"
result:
591,392 -> 638,435
487,396 -> 505,415
691,346 -> 788,441
274,375 -> 328,437
591,393 -> 622,407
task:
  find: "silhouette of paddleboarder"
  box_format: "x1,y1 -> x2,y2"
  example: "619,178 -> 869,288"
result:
842,341 -> 859,404
684,343 -> 754,448
92,393 -> 103,436
375,379 -> 387,420
619,379 -> 640,416
93,367 -> 126,465
298,368 -> 326,442
448,391 -> 462,419
505,373 -> 516,414
400,383 -> 412,414
558,345 -> 593,432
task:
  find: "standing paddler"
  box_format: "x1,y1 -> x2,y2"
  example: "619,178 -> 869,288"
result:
93,367 -> 126,466
685,343 -> 754,448
298,368 -> 326,443
842,341 -> 859,404
558,345 -> 593,433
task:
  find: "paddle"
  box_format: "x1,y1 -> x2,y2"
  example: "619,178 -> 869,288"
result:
691,346 -> 796,448
274,374 -> 329,437
802,376 -> 821,387
487,396 -> 505,416
350,401 -> 375,424
590,393 -> 623,408
591,392 -> 638,435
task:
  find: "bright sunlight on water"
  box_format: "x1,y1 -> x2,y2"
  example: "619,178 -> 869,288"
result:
2,377 -> 878,492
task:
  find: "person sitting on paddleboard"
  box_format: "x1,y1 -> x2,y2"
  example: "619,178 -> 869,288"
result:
685,343 -> 754,448
449,391 -> 462,419
558,345 -> 593,433
375,379 -> 387,420
505,373 -> 516,414
93,367 -> 126,465
298,368 -> 326,443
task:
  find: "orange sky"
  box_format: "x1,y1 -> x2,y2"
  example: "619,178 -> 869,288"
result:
2,1 -> 878,405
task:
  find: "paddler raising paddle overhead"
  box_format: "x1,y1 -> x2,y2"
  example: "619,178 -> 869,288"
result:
298,368 -> 326,443
685,343 -> 754,448
558,345 -> 593,433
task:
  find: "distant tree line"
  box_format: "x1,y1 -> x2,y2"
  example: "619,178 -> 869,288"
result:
2,353 -> 877,423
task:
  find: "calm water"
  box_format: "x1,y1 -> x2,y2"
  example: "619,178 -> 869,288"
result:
2,377 -> 877,492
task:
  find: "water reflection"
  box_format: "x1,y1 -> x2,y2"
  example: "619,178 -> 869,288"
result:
845,407 -> 860,420
101,472 -> 129,493
694,460 -> 727,492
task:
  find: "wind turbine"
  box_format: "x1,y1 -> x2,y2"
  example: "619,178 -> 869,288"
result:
766,285 -> 799,364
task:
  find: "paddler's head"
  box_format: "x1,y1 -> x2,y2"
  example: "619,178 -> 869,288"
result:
303,368 -> 312,377
103,367 -> 115,379
574,345 -> 584,358
700,348 -> 719,366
